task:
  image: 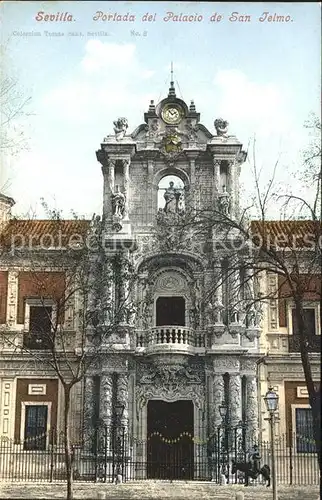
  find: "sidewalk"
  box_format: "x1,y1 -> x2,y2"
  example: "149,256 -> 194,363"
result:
0,481 -> 320,499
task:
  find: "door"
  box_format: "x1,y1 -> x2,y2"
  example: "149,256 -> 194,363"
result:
147,400 -> 194,479
24,405 -> 48,450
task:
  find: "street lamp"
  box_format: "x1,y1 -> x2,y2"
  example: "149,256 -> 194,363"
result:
264,387 -> 279,500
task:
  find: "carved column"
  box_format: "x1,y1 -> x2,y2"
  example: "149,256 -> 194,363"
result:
119,254 -> 131,323
147,159 -> 154,223
212,374 -> 225,430
83,376 -> 96,446
246,375 -> 258,443
103,257 -> 114,326
103,159 -> 115,219
228,161 -> 235,216
229,257 -> 240,323
100,373 -> 113,425
122,158 -> 130,219
117,373 -> 129,428
229,373 -> 242,426
118,372 -> 129,457
213,158 -> 221,194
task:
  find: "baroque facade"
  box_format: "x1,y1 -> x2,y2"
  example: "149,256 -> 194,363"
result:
86,82 -> 260,465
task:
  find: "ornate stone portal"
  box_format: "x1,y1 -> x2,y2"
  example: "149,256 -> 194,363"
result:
90,79 -> 258,477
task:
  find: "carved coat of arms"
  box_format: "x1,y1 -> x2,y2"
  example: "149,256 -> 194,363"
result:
160,131 -> 183,159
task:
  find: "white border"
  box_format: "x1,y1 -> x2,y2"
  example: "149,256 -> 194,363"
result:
20,401 -> 52,449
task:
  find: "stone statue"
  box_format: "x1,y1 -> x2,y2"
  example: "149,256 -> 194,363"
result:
163,181 -> 183,214
113,117 -> 128,141
218,186 -> 230,215
214,118 -> 229,137
126,302 -> 137,325
111,185 -> 125,218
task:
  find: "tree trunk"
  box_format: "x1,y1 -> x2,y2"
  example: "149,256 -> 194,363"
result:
63,385 -> 73,500
294,300 -> 321,467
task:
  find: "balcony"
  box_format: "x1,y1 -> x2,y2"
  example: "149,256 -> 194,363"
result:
289,335 -> 321,353
136,326 -> 204,350
23,332 -> 52,350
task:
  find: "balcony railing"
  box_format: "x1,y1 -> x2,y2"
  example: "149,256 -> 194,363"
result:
136,326 -> 204,348
289,335 -> 321,353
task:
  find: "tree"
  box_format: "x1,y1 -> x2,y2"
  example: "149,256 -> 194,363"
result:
174,116 -> 321,465
0,43 -> 31,156
0,209 -> 138,499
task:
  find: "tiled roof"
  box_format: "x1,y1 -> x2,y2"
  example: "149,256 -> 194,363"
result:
251,220 -> 319,235
250,220 -> 320,247
0,219 -> 91,249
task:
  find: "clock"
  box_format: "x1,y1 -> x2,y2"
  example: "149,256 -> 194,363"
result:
161,104 -> 184,125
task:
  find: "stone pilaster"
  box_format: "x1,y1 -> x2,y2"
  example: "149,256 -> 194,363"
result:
246,375 -> 258,443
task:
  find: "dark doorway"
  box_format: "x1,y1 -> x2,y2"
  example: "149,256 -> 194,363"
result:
156,297 -> 185,326
24,405 -> 48,450
147,400 -> 194,479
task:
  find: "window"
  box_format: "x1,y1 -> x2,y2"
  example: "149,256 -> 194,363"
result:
24,404 -> 48,450
291,308 -> 316,336
295,407 -> 316,453
24,304 -> 53,350
156,297 -> 185,326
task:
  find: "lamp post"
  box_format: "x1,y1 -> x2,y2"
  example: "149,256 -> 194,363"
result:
264,387 -> 279,500
219,401 -> 228,481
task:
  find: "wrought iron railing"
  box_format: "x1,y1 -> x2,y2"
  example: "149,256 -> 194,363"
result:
0,427 -> 319,484
288,335 -> 321,353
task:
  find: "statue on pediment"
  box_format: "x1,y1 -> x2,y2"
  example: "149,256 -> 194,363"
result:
214,118 -> 229,137
113,117 -> 128,141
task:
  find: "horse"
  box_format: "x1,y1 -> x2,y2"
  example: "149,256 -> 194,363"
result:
231,460 -> 271,487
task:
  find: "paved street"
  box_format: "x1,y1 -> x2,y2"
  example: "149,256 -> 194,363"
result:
0,481 -> 319,499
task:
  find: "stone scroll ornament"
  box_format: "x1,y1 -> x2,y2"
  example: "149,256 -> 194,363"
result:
113,117 -> 128,141
214,118 -> 229,137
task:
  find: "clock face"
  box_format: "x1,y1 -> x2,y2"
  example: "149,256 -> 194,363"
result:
161,104 -> 183,125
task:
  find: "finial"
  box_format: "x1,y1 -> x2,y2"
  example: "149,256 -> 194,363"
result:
168,61 -> 176,97
189,100 -> 196,112
148,99 -> 155,112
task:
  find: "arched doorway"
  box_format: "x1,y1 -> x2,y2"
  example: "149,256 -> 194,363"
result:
147,400 -> 194,479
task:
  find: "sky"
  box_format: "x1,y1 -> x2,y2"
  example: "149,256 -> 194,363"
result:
0,1 -> 321,219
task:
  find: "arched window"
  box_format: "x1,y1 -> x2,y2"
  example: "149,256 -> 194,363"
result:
157,175 -> 185,214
